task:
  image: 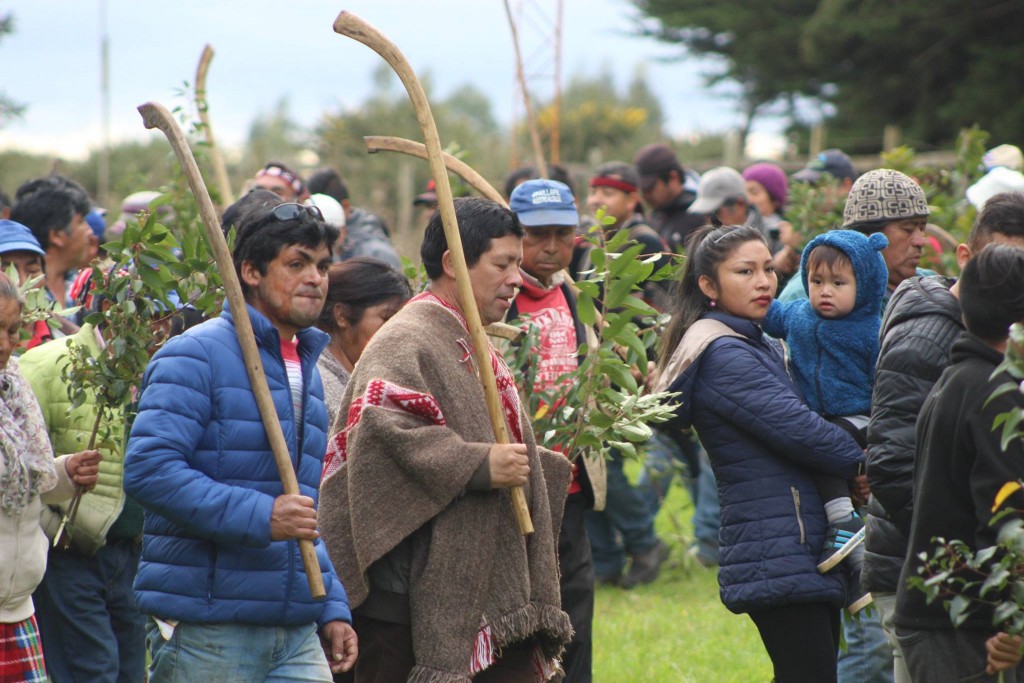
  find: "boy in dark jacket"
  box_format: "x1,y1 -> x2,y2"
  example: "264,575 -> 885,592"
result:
895,243 -> 1024,681
866,191 -> 1024,681
764,229 -> 890,613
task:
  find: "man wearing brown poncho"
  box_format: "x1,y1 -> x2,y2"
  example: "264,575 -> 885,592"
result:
320,197 -> 572,683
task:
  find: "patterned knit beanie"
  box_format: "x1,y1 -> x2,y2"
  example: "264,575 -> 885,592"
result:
842,169 -> 929,227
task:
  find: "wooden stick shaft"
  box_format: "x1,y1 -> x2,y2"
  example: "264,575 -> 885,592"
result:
137,101 -> 326,598
335,12 -> 533,535
364,136 -> 506,206
195,45 -> 234,210
53,408 -> 104,549
364,135 -> 602,347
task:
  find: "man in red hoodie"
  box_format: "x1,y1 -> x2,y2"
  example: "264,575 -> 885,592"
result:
507,178 -> 597,683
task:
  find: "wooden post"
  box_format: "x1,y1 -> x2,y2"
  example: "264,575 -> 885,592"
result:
810,124 -> 825,157
883,125 -> 902,153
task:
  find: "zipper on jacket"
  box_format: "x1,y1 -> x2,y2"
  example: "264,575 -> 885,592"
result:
206,544 -> 217,603
791,486 -> 806,545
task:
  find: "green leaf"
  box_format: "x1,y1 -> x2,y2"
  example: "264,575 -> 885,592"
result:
986,382 -> 1022,407
999,410 -> 1024,452
994,601 -> 1020,627
605,274 -> 641,311
603,361 -> 638,393
982,566 -> 1011,597
576,293 -> 597,326
948,596 -> 971,626
618,423 -> 653,443
573,279 -> 599,298
587,411 -> 615,429
621,331 -> 649,365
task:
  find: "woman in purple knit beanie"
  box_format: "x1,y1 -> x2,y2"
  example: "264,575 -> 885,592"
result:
743,162 -> 789,217
744,162 -> 801,283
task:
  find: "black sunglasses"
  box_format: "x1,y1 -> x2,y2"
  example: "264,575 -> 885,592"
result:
271,202 -> 324,223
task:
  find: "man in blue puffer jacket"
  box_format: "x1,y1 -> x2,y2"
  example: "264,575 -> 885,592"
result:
124,199 -> 357,681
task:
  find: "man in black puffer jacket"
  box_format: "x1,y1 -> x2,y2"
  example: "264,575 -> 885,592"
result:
865,191 -> 1024,682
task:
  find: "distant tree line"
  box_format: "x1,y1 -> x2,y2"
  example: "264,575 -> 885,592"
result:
632,0 -> 1024,152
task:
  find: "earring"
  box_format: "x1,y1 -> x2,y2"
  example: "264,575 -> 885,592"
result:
709,299 -> 717,309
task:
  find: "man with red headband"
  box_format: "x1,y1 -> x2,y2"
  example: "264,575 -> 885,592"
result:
583,161 -> 670,310
580,162 -> 673,589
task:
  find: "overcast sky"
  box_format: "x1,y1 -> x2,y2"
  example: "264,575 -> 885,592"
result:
0,0 -> 783,161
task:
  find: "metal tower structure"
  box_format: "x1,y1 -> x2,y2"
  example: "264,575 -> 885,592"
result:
504,0 -> 563,172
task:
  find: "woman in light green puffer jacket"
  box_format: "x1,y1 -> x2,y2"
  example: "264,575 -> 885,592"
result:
0,273 -> 99,682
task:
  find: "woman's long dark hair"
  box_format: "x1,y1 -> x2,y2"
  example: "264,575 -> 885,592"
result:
316,257 -> 413,333
657,224 -> 767,374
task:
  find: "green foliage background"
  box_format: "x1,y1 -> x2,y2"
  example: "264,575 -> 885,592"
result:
633,0 -> 1024,152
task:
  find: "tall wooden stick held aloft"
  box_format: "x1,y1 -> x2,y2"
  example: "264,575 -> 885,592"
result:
138,101 -> 326,597
333,12 -> 534,535
194,45 -> 234,211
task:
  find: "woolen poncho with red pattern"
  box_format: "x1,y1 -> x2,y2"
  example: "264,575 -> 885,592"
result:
318,292 -> 571,683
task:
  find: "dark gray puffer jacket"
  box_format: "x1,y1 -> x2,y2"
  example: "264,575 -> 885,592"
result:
863,275 -> 963,593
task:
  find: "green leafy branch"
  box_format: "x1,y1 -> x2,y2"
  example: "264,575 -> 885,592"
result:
988,323 -> 1024,451
54,196 -> 223,548
504,209 -> 679,463
786,175 -> 845,247
3,267 -> 79,346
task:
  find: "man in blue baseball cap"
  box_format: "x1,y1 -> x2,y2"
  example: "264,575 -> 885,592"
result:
0,219 -> 59,348
0,219 -> 46,286
507,178 -> 600,683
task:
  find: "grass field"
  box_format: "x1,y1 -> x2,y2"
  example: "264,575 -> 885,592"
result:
591,470 -> 773,682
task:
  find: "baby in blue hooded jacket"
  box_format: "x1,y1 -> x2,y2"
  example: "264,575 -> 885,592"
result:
763,228 -> 889,612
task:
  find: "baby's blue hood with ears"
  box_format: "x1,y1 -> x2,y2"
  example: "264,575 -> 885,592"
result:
800,229 -> 889,319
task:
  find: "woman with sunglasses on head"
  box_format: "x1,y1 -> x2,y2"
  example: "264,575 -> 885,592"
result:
652,223 -> 866,682
315,257 -> 412,435
0,272 -> 100,683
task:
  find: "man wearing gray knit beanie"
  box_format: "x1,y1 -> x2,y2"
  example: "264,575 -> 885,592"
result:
778,168 -> 931,304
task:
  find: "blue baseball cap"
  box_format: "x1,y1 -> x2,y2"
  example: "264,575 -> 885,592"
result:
509,179 -> 579,227
85,209 -> 107,240
0,219 -> 46,256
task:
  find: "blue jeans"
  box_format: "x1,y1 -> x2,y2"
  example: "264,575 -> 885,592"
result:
147,620 -> 333,682
33,538 -> 146,683
838,609 -> 894,683
637,431 -> 721,561
584,448 -> 657,578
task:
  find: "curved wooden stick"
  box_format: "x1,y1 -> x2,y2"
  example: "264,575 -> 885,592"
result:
137,101 -> 326,598
364,135 -> 506,206
335,12 -> 533,535
195,45 -> 234,211
365,133 -> 600,326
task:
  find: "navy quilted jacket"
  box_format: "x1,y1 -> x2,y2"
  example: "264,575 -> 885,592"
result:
665,312 -> 864,613
124,301 -> 351,627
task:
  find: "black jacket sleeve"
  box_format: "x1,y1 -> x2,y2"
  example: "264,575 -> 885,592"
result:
866,323 -> 961,536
